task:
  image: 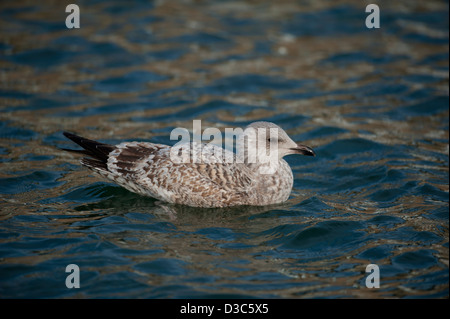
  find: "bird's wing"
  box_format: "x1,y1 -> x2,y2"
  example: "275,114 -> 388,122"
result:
105,141 -> 253,206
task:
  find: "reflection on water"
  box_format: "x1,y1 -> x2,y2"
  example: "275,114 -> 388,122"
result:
0,0 -> 448,298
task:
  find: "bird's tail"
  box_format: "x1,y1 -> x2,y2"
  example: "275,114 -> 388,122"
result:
62,132 -> 116,170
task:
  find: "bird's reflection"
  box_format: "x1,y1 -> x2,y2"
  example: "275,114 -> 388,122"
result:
71,184 -> 289,224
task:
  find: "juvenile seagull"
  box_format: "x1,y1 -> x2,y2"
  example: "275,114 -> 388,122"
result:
62,122 -> 315,208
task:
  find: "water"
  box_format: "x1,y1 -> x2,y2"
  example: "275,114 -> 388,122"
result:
0,0 -> 448,298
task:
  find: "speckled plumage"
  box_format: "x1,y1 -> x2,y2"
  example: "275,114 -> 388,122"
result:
62,122 -> 315,208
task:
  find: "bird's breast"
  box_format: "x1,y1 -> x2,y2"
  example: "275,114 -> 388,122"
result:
245,159 -> 293,205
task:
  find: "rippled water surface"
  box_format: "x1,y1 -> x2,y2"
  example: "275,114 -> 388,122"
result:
0,0 -> 448,298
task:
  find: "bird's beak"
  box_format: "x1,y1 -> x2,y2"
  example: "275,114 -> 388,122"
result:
290,143 -> 316,157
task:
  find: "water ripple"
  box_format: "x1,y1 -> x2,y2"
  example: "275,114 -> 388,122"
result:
0,0 -> 447,299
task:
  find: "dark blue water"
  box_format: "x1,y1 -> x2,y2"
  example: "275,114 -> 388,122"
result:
0,0 -> 448,298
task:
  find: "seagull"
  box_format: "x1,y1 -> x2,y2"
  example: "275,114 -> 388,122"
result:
62,121 -> 315,208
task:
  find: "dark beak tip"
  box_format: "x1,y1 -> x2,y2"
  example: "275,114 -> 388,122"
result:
306,150 -> 316,157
